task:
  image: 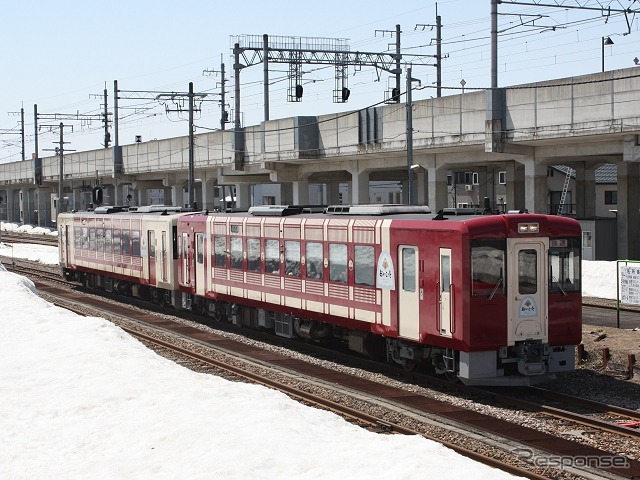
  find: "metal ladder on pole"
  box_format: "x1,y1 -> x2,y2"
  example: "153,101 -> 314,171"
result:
557,168 -> 572,215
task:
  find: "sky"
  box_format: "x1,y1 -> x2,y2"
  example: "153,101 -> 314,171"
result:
1,0 -> 640,163
0,230 -> 530,480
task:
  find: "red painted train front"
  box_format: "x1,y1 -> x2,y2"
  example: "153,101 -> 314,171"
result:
58,204 -> 582,386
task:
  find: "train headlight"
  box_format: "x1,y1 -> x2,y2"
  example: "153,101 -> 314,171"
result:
518,223 -> 539,234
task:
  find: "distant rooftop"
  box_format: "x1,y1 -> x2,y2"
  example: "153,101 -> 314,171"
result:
552,164 -> 616,184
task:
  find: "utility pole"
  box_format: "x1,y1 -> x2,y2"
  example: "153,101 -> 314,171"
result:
406,67 -> 421,205
42,123 -> 74,221
435,11 -> 442,97
103,87 -> 110,147
5,107 -> 26,161
34,104 -> 39,160
416,4 -> 445,97
203,55 -> 229,130
188,82 -> 195,209
491,0 -> 498,89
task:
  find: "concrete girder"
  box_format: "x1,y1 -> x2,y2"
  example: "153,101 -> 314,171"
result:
623,135 -> 640,163
132,180 -> 165,190
219,174 -> 271,185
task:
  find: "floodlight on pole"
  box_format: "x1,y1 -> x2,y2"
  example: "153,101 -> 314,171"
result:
602,36 -> 614,72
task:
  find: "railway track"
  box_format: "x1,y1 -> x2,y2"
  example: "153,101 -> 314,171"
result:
0,231 -> 58,246
4,262 -> 634,479
484,386 -> 640,439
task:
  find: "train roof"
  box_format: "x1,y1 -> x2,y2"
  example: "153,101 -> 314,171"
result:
60,205 -> 579,229
215,205 -> 535,223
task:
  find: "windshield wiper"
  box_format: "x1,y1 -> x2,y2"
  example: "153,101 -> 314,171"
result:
488,277 -> 503,300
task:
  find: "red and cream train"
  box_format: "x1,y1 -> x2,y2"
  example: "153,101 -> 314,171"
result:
58,204 -> 582,385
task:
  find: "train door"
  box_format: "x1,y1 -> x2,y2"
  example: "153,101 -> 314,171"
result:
439,248 -> 453,337
195,233 -> 205,296
148,230 -> 156,286
398,245 -> 420,340
161,232 -> 167,283
63,225 -> 72,265
181,232 -> 190,286
507,239 -> 548,344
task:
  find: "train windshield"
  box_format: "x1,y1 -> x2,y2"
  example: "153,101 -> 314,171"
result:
548,237 -> 581,294
471,239 -> 506,298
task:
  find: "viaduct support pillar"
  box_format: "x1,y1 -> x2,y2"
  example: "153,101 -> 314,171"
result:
574,164 -> 596,218
292,180 -> 309,205
349,169 -> 370,205
172,185 -> 185,209
425,158 -> 448,212
506,162 -> 526,212
522,158 -> 547,214
326,183 -> 341,205
617,161 -> 640,260
235,183 -> 250,210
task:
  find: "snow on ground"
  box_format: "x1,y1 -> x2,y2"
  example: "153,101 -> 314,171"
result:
1,221 -> 57,236
0,232 -> 525,479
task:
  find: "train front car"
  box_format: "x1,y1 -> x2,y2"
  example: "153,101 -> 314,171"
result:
394,214 -> 582,385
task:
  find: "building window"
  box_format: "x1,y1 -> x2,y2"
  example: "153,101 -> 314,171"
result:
455,172 -> 474,185
472,172 -> 479,185
604,190 -> 617,205
498,171 -> 506,184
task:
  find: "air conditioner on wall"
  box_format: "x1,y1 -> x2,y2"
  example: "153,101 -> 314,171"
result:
464,184 -> 473,191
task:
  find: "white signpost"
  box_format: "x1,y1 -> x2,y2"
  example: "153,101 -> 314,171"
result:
616,260 -> 640,328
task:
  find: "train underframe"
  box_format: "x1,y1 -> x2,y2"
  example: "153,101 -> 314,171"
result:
64,268 -> 575,386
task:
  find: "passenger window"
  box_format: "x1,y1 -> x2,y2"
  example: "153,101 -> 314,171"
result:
518,249 -> 537,294
82,227 -> 89,249
329,244 -> 347,283
247,238 -> 261,272
305,242 -> 323,280
265,239 -> 280,274
113,230 -> 121,254
549,238 -> 581,293
285,241 -> 300,276
354,245 -> 375,286
196,234 -> 204,265
97,228 -> 104,252
89,228 -> 96,250
230,237 -> 243,269
403,248 -> 417,292
132,231 -> 141,256
75,228 -> 81,248
471,240 -> 505,297
122,231 -> 131,256
214,236 -> 227,268
105,229 -> 112,253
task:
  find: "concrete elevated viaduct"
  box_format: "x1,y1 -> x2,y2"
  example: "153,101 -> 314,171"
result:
1,67 -> 639,259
